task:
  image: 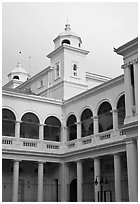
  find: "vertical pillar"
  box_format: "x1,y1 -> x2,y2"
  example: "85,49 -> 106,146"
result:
77,160 -> 83,202
38,161 -> 44,202
110,109 -> 118,130
114,154 -> 122,201
12,160 -> 20,202
123,65 -> 133,119
77,122 -> 81,139
93,116 -> 99,134
39,124 -> 44,140
60,162 -> 68,202
133,60 -> 138,115
94,157 -> 100,202
126,140 -> 138,201
15,121 -> 21,138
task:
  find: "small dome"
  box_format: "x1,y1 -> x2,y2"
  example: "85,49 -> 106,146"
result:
58,24 -> 79,38
7,62 -> 30,83
11,63 -> 28,74
53,24 -> 82,49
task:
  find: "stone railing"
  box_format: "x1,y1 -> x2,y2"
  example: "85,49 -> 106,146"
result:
66,129 -> 126,152
2,136 -> 62,153
2,128 -> 126,154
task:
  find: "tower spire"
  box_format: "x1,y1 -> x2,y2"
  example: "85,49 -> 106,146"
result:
65,16 -> 71,31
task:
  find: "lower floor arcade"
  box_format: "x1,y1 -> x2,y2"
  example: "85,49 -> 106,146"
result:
2,139 -> 138,202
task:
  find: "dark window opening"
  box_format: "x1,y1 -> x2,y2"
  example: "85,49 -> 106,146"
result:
2,109 -> 16,136
20,113 -> 39,139
130,64 -> 135,105
13,75 -> 19,80
44,116 -> 61,141
117,95 -> 125,126
62,39 -> 70,45
67,115 -> 77,141
98,102 -> 113,133
81,109 -> 93,137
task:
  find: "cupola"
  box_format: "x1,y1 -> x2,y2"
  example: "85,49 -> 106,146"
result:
53,24 -> 82,49
7,62 -> 30,82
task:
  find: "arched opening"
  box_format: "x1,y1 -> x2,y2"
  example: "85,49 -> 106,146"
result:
67,115 -> 77,141
2,109 -> 16,136
62,39 -> 70,45
13,75 -> 19,80
81,109 -> 93,137
117,95 -> 125,126
98,102 -> 113,132
20,112 -> 39,139
70,179 -> 77,202
44,116 -> 61,141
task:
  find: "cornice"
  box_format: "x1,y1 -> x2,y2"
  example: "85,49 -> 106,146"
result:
47,44 -> 89,58
86,72 -> 112,82
114,37 -> 138,56
121,58 -> 138,69
2,90 -> 63,106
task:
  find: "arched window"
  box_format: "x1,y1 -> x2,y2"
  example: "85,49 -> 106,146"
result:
117,95 -> 125,126
13,75 -> 19,80
67,115 -> 77,141
20,113 -> 39,139
81,109 -> 93,137
62,39 -> 70,45
98,102 -> 113,132
2,109 -> 16,136
44,116 -> 61,141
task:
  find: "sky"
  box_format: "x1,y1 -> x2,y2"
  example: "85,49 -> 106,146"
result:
2,1 -> 138,85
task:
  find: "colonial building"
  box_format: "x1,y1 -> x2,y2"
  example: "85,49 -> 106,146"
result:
2,24 -> 138,202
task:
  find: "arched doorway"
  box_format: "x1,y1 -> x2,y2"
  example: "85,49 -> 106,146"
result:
70,179 -> 77,202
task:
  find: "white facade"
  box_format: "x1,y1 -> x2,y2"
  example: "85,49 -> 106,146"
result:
2,25 -> 138,202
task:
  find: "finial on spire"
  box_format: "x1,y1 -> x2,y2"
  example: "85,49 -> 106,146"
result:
65,16 -> 71,31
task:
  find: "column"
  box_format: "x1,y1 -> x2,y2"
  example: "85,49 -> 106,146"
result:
38,162 -> 44,202
126,140 -> 138,202
93,116 -> 99,134
60,162 -> 68,202
123,65 -> 133,119
94,157 -> 100,202
114,154 -> 122,201
39,124 -> 44,140
77,122 -> 81,139
133,60 -> 138,115
12,160 -> 20,202
15,121 -> 21,138
77,160 -> 83,202
110,109 -> 118,130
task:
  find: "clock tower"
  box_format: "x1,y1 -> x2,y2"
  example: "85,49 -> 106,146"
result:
47,23 -> 89,100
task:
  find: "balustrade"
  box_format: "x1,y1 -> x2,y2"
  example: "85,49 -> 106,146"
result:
2,127 -> 126,153
2,136 -> 61,152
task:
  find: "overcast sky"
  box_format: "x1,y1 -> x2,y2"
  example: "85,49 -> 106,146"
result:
2,2 -> 138,85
